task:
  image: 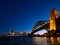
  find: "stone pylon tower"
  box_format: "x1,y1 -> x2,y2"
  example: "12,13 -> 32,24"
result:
50,8 -> 59,31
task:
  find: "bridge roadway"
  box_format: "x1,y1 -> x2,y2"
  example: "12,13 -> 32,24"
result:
31,21 -> 49,34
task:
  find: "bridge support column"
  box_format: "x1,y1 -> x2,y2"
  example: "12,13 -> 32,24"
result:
50,8 -> 58,31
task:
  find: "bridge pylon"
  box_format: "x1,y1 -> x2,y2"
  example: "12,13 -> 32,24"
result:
50,8 -> 59,31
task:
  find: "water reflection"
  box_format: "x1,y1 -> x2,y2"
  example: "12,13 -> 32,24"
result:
50,37 -> 60,45
57,37 -> 60,43
0,37 -> 60,45
32,37 -> 51,45
50,37 -> 57,44
32,37 -> 60,45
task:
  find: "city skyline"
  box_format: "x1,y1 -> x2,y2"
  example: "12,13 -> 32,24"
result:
0,0 -> 60,34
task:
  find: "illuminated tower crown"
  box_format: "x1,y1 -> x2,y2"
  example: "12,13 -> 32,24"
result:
50,8 -> 59,31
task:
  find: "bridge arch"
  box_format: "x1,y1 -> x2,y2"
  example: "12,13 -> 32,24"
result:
31,8 -> 60,34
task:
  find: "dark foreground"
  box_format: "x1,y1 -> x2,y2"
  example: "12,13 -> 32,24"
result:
0,36 -> 60,45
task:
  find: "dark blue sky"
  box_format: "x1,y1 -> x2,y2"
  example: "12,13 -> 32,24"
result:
0,0 -> 60,34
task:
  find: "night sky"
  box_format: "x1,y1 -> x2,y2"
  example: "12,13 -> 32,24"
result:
0,0 -> 60,34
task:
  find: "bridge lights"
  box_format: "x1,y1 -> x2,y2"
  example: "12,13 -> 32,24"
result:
57,33 -> 59,35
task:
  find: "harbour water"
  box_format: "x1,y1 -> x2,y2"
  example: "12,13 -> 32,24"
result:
0,36 -> 60,45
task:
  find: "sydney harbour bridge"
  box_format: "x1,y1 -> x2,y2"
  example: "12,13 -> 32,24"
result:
30,8 -> 60,35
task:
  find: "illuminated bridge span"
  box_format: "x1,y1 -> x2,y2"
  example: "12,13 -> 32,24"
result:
31,8 -> 60,34
31,21 -> 49,34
